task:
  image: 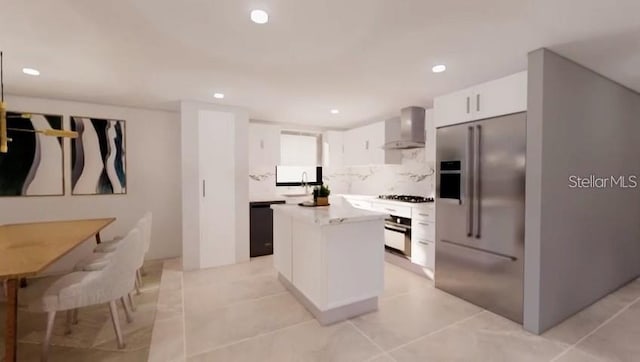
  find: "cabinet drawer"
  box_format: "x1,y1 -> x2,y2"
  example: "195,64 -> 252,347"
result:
371,202 -> 412,218
411,238 -> 434,269
412,220 -> 435,240
412,207 -> 435,222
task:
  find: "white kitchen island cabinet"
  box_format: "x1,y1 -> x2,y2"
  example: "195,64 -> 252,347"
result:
271,201 -> 387,325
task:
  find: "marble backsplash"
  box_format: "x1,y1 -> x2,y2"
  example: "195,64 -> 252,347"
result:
249,148 -> 435,198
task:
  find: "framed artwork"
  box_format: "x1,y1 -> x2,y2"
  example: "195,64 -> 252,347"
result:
70,116 -> 127,195
0,112 -> 64,196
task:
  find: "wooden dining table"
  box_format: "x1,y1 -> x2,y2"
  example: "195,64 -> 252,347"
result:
0,218 -> 115,362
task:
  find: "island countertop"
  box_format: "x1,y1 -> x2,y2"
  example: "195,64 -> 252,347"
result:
270,198 -> 388,225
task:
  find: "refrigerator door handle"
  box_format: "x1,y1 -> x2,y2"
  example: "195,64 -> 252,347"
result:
474,125 -> 482,238
466,126 -> 474,237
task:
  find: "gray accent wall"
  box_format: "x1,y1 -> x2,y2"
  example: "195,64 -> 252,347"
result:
524,48 -> 640,334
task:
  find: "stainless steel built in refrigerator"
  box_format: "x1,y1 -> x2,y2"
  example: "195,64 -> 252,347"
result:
435,112 -> 526,323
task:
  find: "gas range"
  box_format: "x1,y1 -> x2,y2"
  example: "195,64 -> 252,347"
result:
377,195 -> 434,203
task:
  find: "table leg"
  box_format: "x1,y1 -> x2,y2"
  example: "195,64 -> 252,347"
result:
4,278 -> 18,362
95,232 -> 102,244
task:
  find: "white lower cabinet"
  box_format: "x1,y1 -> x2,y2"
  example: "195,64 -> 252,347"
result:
412,220 -> 435,240
273,212 -> 293,280
370,202 -> 412,218
411,205 -> 435,270
411,238 -> 435,270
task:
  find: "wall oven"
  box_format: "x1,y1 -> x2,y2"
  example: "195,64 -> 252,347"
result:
384,215 -> 411,257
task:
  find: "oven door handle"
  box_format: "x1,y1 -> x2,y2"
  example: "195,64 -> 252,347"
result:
384,224 -> 410,233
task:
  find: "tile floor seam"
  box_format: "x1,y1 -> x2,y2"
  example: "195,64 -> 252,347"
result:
385,310 -> 487,355
347,320 -> 397,362
185,319 -> 316,359
16,341 -> 138,354
549,292 -> 640,362
180,267 -> 187,362
183,270 -> 276,288
183,290 -> 291,317
378,291 -> 412,304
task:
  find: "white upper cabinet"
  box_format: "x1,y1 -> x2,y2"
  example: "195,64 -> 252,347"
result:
343,121 -> 390,166
322,130 -> 344,170
434,71 -> 527,128
366,121 -> 386,164
472,71 -> 528,121
249,123 -> 280,170
433,88 -> 474,129
343,128 -> 363,167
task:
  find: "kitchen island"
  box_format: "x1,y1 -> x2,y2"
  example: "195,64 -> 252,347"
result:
271,198 -> 387,324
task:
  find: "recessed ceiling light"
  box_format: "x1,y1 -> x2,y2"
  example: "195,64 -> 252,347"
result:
250,9 -> 269,24
22,67 -> 40,76
432,64 -> 446,73
330,109 -> 340,114
213,93 -> 225,99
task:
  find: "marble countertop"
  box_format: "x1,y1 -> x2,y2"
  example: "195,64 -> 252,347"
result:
339,194 -> 435,209
271,197 -> 387,225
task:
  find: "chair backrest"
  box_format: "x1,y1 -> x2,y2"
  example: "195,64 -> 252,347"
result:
78,226 -> 143,305
134,213 -> 152,269
142,211 -> 152,254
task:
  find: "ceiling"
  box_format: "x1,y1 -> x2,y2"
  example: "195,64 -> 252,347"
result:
1,0 -> 639,128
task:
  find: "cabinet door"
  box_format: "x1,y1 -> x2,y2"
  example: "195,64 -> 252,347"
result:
472,71 -> 527,121
411,238 -> 435,269
249,123 -> 280,169
366,121 -> 386,164
199,112 -> 236,268
323,131 -> 344,170
273,212 -> 292,280
342,129 -> 356,166
434,88 -> 473,128
248,124 -> 263,170
344,128 -> 367,166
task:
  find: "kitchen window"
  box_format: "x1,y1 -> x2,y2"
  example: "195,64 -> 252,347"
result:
277,131 -> 323,187
279,131 -> 321,166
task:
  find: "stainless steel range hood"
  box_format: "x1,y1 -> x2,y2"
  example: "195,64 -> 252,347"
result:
382,106 -> 426,149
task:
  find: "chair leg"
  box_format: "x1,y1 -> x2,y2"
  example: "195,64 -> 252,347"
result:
72,308 -> 79,325
65,310 -> 73,335
108,300 -> 126,349
128,292 -> 137,312
134,277 -> 141,295
42,311 -> 56,362
136,269 -> 143,287
121,296 -> 134,323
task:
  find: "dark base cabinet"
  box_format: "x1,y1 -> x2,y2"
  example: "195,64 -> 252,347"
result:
250,201 -> 285,257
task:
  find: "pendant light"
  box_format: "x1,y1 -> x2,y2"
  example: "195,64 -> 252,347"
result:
0,51 -> 78,154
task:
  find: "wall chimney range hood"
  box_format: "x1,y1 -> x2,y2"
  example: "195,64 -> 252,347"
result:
382,106 -> 426,150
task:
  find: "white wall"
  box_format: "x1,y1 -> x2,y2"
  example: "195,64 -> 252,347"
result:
181,101 -> 249,270
1,95 -> 182,264
524,49 -> 640,333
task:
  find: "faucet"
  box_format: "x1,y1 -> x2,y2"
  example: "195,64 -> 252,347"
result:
301,171 -> 309,194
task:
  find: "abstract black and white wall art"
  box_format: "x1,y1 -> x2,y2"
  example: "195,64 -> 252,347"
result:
0,112 -> 64,196
70,117 -> 126,195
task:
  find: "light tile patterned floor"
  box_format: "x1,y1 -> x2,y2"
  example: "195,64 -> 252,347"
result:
148,256 -> 640,362
0,260 -> 163,362
6,256 -> 640,361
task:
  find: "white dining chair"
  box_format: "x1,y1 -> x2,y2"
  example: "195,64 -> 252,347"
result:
76,212 -> 152,294
20,227 -> 144,362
